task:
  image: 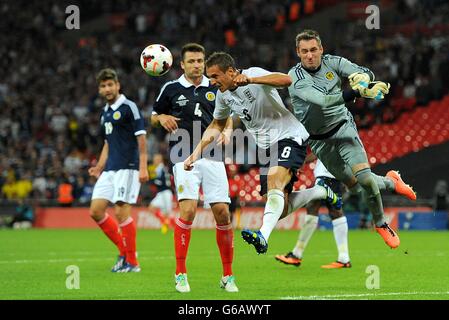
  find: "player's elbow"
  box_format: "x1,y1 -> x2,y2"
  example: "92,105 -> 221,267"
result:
279,75 -> 292,87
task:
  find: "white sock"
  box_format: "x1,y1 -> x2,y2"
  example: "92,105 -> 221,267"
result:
292,215 -> 319,258
259,189 -> 285,241
332,216 -> 350,263
287,185 -> 326,215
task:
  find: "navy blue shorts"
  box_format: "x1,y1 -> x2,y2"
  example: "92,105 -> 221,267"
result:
258,139 -> 307,196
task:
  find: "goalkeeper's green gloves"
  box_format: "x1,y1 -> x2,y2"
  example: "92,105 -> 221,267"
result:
348,72 -> 390,100
348,72 -> 371,88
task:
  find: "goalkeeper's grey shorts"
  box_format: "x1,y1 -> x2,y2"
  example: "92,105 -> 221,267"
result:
308,118 -> 368,184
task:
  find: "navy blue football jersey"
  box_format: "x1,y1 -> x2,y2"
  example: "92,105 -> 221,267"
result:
152,163 -> 171,192
101,94 -> 146,171
153,75 -> 220,163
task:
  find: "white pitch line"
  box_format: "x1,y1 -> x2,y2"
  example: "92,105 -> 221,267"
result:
0,256 -> 173,264
281,291 -> 449,300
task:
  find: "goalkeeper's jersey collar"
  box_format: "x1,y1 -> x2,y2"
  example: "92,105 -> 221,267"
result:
302,63 -> 322,74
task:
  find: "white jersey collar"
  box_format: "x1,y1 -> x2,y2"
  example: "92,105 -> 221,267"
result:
178,74 -> 209,88
104,94 -> 126,111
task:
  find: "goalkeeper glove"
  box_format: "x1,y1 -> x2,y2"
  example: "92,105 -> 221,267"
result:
353,81 -> 390,100
348,72 -> 371,88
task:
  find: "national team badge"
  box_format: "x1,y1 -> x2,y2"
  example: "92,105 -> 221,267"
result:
325,71 -> 334,81
113,111 -> 121,120
178,185 -> 184,194
205,91 -> 216,101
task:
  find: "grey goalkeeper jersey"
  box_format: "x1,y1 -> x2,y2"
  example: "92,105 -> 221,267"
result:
288,54 -> 374,136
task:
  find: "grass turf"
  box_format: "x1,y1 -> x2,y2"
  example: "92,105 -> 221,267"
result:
0,228 -> 448,300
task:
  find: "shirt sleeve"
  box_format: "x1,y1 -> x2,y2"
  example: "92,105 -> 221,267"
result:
244,67 -> 272,78
153,82 -> 172,115
128,104 -> 146,136
290,74 -> 346,108
327,55 -> 375,81
213,92 -> 232,120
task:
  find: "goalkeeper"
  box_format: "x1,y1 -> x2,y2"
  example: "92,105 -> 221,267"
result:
288,29 -> 416,249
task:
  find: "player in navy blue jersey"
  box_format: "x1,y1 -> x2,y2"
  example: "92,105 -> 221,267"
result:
148,153 -> 174,234
89,68 -> 149,273
151,43 -> 237,293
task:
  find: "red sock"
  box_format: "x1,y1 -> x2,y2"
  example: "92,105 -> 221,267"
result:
169,217 -> 176,228
120,217 -> 138,266
216,223 -> 234,276
154,208 -> 166,224
174,218 -> 192,274
97,214 -> 125,256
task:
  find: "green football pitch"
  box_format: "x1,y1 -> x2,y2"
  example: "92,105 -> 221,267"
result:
1,229 -> 448,300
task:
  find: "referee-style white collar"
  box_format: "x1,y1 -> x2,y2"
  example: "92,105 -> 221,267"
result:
104,94 -> 126,111
178,74 -> 209,88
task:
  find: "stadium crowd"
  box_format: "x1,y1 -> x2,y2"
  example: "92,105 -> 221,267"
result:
0,0 -> 448,206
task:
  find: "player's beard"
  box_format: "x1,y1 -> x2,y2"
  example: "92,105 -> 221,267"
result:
106,92 -> 119,104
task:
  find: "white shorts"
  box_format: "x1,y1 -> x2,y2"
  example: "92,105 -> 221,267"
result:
150,189 -> 173,213
91,169 -> 141,204
172,158 -> 230,205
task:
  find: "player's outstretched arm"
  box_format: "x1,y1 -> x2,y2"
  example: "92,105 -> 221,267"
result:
184,118 -> 229,170
216,116 -> 233,145
235,73 -> 292,88
88,141 -> 109,178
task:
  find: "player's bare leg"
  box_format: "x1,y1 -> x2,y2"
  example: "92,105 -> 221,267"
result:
90,199 -> 127,272
174,199 -> 197,293
211,202 -> 238,292
114,202 -> 140,272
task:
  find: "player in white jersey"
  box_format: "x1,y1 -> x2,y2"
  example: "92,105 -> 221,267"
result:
276,156 -> 352,268
184,52 -> 341,254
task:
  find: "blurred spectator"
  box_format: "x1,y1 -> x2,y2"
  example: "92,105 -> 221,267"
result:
10,199 -> 34,229
433,180 -> 448,211
57,179 -> 74,207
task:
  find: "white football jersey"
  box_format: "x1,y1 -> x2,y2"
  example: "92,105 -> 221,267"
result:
313,159 -> 336,179
213,67 -> 309,149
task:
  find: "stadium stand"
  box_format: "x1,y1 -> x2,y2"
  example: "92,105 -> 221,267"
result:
0,0 -> 448,211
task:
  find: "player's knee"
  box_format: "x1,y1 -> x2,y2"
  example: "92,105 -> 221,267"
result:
113,202 -> 131,223
306,200 -> 321,216
179,206 -> 196,222
329,209 -> 344,220
267,168 -> 290,191
212,203 -> 231,225
89,207 -> 105,221
355,168 -> 377,192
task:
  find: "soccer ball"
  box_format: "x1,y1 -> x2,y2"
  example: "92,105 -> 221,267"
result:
140,44 -> 173,77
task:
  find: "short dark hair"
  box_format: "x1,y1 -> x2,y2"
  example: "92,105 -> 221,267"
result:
181,43 -> 205,61
96,68 -> 118,84
205,52 -> 235,72
295,29 -> 322,47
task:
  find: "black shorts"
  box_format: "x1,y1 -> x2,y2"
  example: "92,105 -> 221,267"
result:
258,139 -> 307,196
